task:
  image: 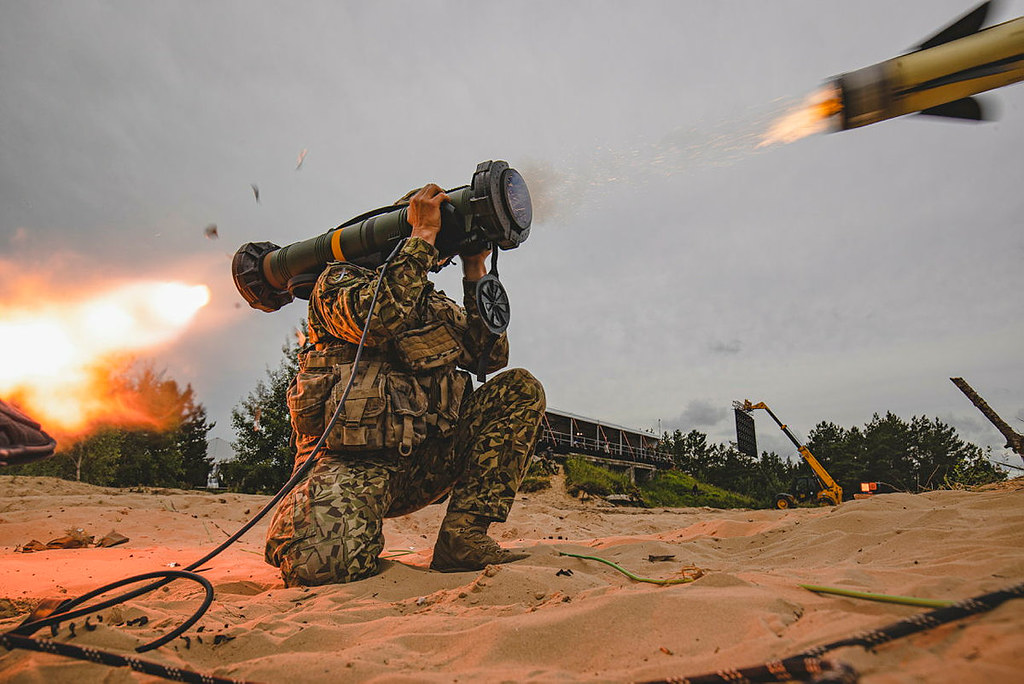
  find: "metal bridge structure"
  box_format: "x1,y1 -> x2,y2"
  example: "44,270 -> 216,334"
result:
536,408 -> 672,482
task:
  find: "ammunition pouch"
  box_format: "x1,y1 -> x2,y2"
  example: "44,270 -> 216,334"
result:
288,343 -> 468,456
393,321 -> 462,371
426,370 -> 469,436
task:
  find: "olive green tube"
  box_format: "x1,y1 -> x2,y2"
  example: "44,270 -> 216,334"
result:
262,206 -> 410,291
232,160 -> 528,312
261,186 -> 475,292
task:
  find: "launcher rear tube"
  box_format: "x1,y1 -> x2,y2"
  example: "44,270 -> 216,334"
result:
262,208 -> 411,291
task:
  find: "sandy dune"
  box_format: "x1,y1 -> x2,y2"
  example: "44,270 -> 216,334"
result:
1,474 -> 1022,683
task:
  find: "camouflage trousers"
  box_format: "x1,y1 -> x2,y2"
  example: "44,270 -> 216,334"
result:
265,368 -> 545,586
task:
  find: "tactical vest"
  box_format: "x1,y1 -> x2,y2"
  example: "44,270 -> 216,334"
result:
287,301 -> 471,456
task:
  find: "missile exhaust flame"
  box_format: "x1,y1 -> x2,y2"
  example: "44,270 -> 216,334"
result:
0,281 -> 211,436
758,85 -> 843,147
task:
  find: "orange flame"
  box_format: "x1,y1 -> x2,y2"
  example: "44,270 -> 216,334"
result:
759,85 -> 843,148
0,281 -> 210,436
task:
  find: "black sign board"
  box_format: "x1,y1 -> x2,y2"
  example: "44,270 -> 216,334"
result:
735,408 -> 757,458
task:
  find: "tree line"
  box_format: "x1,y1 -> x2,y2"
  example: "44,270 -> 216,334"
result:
223,334 -> 1010,502
662,412 -> 1006,507
6,334 -> 300,492
6,330 -> 1011,503
8,364 -> 214,489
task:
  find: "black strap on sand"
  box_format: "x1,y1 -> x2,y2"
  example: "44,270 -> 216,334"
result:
800,580 -> 1024,656
0,632 -> 249,684
638,581 -> 1024,684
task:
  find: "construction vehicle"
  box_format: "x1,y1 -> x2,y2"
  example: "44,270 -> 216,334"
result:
734,400 -> 843,509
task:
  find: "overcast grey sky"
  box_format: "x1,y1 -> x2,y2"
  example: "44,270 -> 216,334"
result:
2,1 -> 1022,466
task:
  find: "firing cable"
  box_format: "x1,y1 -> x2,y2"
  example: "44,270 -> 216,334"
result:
4,238 -> 408,679
637,580 -> 1024,684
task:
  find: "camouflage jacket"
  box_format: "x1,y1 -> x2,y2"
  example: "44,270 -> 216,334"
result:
288,237 -> 508,457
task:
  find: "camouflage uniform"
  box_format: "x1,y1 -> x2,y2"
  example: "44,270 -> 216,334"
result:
265,237 -> 545,586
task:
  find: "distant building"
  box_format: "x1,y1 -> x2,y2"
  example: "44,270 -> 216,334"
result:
539,409 -> 671,467
205,437 -> 236,489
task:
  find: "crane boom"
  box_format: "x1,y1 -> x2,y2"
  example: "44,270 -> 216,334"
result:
735,400 -> 843,508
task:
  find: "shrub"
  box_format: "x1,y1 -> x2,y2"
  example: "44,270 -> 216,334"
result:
563,456 -> 634,497
519,475 -> 551,492
641,470 -> 756,509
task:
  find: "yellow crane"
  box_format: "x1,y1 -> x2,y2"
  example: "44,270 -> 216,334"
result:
734,400 -> 843,509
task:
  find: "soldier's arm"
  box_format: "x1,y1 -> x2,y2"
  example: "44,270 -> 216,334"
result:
310,238 -> 437,346
310,184 -> 448,346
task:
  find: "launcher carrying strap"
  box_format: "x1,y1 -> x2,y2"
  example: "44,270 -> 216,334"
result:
473,249 -> 510,384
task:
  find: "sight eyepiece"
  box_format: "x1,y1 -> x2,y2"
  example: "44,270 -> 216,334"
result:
232,160 -> 532,312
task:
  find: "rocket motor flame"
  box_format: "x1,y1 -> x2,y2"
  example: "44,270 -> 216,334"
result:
0,281 -> 211,436
759,85 -> 843,147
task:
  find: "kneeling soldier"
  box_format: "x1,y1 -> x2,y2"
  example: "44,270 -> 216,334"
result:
265,183 -> 545,586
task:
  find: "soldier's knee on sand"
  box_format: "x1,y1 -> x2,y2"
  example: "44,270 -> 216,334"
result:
278,537 -> 382,587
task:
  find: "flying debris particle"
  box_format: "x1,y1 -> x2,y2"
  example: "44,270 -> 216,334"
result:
251,184 -> 260,204
295,148 -> 308,170
204,224 -> 219,240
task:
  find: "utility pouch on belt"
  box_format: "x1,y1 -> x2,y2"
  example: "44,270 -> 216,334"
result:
429,371 -> 470,437
386,375 -> 429,455
289,347 -> 433,455
287,351 -> 339,437
393,322 -> 462,372
323,359 -> 390,451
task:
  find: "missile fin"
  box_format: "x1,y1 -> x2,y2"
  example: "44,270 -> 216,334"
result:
914,1 -> 993,51
916,96 -> 987,121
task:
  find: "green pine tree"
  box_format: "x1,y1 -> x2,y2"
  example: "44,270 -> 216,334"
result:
177,388 -> 215,488
221,328 -> 302,493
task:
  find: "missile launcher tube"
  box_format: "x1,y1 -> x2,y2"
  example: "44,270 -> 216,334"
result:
838,16 -> 1024,129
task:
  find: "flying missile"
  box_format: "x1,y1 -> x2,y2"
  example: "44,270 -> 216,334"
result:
834,1 -> 1024,130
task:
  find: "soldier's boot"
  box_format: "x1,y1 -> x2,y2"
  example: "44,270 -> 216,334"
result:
429,511 -> 529,573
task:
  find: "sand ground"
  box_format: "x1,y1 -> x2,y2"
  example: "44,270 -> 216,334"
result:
1,474 -> 1022,683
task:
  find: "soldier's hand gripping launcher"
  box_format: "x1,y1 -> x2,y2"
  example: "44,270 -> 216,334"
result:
232,160 -> 532,331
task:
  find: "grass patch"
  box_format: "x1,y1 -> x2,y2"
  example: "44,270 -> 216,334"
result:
564,456 -> 635,497
640,470 -> 756,509
561,457 -> 756,508
519,459 -> 555,493
520,475 -> 551,493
